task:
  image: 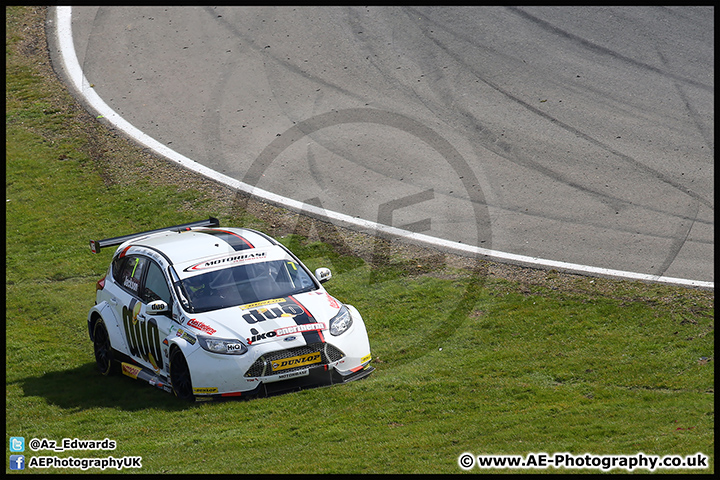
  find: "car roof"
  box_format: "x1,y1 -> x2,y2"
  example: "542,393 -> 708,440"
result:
119,227 -> 282,266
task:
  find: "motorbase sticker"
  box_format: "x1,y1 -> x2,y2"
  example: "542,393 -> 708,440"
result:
265,369 -> 311,383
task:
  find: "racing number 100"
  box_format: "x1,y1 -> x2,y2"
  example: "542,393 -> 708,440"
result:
122,300 -> 164,371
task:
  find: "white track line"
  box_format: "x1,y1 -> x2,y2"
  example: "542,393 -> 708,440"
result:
54,7 -> 713,289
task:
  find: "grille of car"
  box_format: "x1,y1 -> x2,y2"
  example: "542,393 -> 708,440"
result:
244,343 -> 345,377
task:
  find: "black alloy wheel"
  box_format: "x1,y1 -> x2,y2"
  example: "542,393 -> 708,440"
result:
93,319 -> 115,376
169,348 -> 195,402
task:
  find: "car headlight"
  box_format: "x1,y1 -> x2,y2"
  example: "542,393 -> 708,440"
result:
197,336 -> 248,355
329,305 -> 353,336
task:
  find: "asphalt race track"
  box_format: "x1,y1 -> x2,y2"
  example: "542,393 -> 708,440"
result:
49,6 -> 714,287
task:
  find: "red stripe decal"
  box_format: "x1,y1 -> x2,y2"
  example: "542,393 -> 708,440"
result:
216,229 -> 254,248
221,391 -> 244,397
288,295 -> 312,317
118,245 -> 132,258
288,296 -> 324,344
197,229 -> 254,250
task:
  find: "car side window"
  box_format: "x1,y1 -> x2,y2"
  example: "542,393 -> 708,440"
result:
115,255 -> 148,295
111,255 -> 124,283
142,261 -> 172,305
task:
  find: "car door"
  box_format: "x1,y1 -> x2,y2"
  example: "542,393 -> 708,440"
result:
137,260 -> 174,376
113,255 -> 171,375
110,254 -> 149,362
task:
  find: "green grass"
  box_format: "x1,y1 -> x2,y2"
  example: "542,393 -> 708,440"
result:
6,6 -> 714,474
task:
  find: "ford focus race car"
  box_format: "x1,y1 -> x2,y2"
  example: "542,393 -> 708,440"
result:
87,218 -> 373,401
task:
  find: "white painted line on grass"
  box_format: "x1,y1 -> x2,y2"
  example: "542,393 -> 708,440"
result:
53,7 -> 713,289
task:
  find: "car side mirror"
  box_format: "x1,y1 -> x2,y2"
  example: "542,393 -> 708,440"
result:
315,267 -> 332,283
147,300 -> 170,315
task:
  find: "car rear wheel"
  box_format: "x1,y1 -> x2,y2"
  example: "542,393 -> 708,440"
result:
169,348 -> 195,401
93,318 -> 115,376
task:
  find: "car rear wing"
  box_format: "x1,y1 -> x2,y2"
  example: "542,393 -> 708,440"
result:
89,217 -> 220,253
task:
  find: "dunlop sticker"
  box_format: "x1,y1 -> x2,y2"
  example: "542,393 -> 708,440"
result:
271,352 -> 322,372
193,387 -> 219,395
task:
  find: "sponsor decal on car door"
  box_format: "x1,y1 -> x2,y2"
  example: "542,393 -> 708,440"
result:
115,256 -> 172,373
121,299 -> 166,372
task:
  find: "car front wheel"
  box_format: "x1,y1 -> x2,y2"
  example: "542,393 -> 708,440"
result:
169,348 -> 195,401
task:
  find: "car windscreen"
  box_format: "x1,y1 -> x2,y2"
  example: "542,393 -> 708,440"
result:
175,259 -> 317,313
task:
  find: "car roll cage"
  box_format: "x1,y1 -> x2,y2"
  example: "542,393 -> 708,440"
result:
89,217 -> 220,253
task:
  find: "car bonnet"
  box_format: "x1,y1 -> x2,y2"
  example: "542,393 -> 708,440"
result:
183,290 -> 343,346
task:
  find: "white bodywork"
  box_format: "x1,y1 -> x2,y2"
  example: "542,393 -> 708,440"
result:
87,226 -> 372,399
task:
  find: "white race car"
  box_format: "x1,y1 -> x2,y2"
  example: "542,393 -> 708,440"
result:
87,218 -> 373,401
